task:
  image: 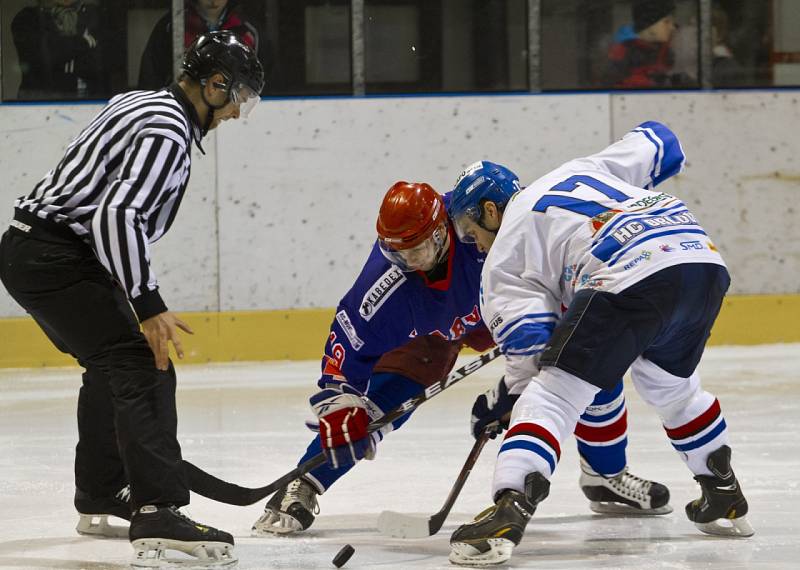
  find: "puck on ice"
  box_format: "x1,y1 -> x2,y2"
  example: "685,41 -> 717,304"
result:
332,544 -> 355,568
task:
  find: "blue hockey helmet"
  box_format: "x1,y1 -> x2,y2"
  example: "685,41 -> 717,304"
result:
450,161 -> 521,243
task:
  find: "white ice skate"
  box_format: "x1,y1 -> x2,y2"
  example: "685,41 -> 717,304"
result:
580,458 -> 673,515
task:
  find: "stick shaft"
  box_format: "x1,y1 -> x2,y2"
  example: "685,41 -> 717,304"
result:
427,428 -> 493,534
186,347 -> 502,506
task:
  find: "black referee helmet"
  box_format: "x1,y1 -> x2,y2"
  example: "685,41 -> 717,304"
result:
183,30 -> 265,100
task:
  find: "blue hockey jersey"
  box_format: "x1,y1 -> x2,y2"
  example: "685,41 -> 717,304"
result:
318,195 -> 486,392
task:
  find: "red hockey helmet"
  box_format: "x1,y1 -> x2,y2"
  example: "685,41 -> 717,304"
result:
376,181 -> 449,271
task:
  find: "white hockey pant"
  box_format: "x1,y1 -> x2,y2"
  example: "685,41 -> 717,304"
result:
492,367 -> 600,499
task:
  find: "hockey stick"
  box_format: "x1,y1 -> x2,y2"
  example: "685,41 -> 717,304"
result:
376,424 -> 498,538
184,346 -> 502,506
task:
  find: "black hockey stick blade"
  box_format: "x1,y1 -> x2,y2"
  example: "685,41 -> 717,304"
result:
377,424 -> 497,538
185,346 -> 502,506
184,454 -> 327,507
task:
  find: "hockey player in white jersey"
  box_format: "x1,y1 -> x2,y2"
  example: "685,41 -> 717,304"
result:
446,121 -> 753,566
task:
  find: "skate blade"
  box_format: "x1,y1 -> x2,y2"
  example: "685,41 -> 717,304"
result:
589,501 -> 673,516
131,539 -> 237,568
251,511 -> 303,536
76,514 -> 129,539
694,515 -> 755,538
449,538 -> 514,566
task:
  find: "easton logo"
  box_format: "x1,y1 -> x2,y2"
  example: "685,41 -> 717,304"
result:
359,266 -> 406,321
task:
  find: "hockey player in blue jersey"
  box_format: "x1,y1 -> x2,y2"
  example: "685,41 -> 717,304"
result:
446,122 -> 754,567
252,180 -> 671,536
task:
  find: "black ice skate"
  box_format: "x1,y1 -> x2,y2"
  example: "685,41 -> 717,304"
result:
129,505 -> 236,568
579,457 -> 672,515
251,477 -> 319,536
75,484 -> 131,538
449,472 -> 550,566
686,445 -> 754,537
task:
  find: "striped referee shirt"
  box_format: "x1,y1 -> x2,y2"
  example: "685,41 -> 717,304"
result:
14,84 -> 203,321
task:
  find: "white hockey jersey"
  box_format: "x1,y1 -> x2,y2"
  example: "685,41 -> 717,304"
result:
481,121 -> 726,390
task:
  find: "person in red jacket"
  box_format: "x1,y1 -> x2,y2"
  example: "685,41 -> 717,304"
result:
138,0 -> 262,90
606,0 -> 690,88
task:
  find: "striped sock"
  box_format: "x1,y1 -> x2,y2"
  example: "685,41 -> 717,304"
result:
493,422 -> 562,499
663,396 -> 729,476
575,381 -> 628,476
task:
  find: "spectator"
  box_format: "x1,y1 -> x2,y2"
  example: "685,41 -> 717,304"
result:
711,6 -> 747,87
11,0 -> 106,100
138,0 -> 261,91
607,0 -> 689,88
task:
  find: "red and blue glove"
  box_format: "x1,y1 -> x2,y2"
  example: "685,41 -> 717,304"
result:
310,383 -> 376,469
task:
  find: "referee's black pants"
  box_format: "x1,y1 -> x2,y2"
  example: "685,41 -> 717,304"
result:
0,227 -> 189,510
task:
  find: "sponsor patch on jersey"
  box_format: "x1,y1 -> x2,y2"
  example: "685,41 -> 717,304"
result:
610,212 -> 698,245
488,313 -> 504,333
359,266 -> 406,321
590,209 -> 621,234
562,264 -> 604,289
622,250 -> 653,271
626,192 -> 673,210
659,244 -> 675,252
336,310 -> 364,351
680,240 -> 704,251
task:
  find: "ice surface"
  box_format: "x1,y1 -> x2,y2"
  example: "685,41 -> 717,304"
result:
0,345 -> 798,569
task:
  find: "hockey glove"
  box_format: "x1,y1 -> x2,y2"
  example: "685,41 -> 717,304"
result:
471,376 -> 519,439
310,383 -> 376,469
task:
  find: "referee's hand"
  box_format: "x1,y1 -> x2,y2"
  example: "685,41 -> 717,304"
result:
141,311 -> 194,370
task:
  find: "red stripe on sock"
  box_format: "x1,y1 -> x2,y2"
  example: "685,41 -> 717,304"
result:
574,410 -> 628,442
505,422 -> 561,459
664,399 -> 721,440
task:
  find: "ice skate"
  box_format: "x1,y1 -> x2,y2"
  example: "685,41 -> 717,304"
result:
251,477 -> 319,536
686,445 -> 754,537
74,484 -> 131,538
129,505 -> 236,568
579,458 -> 672,515
449,472 -> 550,566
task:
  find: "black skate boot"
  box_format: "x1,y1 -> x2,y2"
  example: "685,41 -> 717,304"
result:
579,457 -> 672,515
686,445 -> 754,537
129,505 -> 236,568
251,477 -> 320,536
74,484 -> 131,538
449,472 -> 550,566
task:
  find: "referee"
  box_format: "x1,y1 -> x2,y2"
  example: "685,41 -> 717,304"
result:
0,31 -> 262,563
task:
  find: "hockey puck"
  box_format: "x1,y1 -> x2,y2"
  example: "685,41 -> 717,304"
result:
332,544 -> 355,568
